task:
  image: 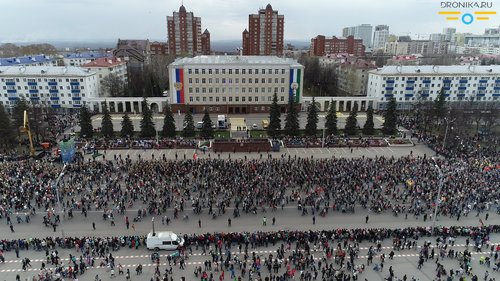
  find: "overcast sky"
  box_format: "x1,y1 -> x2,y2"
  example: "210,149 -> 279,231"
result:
1,0 -> 496,43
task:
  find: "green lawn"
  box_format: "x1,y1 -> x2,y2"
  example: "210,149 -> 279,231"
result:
250,130 -> 268,138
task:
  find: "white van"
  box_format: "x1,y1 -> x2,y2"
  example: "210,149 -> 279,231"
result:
146,231 -> 184,251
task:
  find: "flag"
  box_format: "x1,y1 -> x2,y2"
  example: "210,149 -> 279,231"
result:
193,153 -> 197,160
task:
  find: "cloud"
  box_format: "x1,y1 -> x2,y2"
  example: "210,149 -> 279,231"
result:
0,0 -> 492,43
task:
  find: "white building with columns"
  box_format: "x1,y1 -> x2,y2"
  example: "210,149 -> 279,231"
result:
168,55 -> 304,114
0,66 -> 98,110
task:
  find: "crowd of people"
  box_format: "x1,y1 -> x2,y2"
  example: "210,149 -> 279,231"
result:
0,109 -> 498,280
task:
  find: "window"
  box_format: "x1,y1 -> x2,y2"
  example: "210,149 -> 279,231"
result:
222,97 -> 226,102
202,78 -> 206,83
229,69 -> 232,74
202,88 -> 206,93
242,97 -> 245,102
242,78 -> 246,83
215,88 -> 219,93
261,78 -> 265,83
195,69 -> 199,74
248,69 -> 252,74
196,88 -> 200,93
188,78 -> 193,83
222,69 -> 226,74
274,87 -> 278,93
229,97 -> 232,102
261,88 -> 265,93
209,97 -> 213,102
275,69 -> 278,74
281,87 -> 285,93
254,78 -> 258,83
235,78 -> 239,84
203,97 -> 206,102
255,87 -> 259,93
209,78 -> 212,83
281,78 -> 285,83
242,69 -> 246,74
248,88 -> 252,93
255,97 -> 258,102
235,97 -> 239,102
195,78 -> 199,83
215,78 -> 219,83
281,69 -> 286,74
209,88 -> 213,93
242,88 -> 246,93
280,96 -> 284,102
222,78 -> 226,84
255,69 -> 259,74
216,97 -> 219,102
229,78 -> 232,84
262,69 -> 266,74
208,69 -> 212,74
248,97 -> 252,102
215,69 -> 219,74
235,69 -> 239,74
275,78 -> 278,84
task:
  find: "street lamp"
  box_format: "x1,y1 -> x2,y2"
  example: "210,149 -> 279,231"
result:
431,157 -> 443,234
442,117 -> 456,151
152,217 -> 156,236
322,115 -> 326,148
54,164 -> 67,237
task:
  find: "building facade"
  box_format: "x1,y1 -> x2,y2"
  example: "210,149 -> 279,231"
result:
335,59 -> 377,96
81,57 -> 128,97
168,55 -> 303,113
384,40 -> 449,55
113,39 -> 151,69
62,52 -> 109,67
343,24 -> 373,48
464,34 -> 500,47
367,65 -> 500,109
373,25 -> 389,51
310,36 -> 365,57
150,41 -> 169,56
0,66 -> 98,109
242,4 -> 284,56
167,5 -> 210,56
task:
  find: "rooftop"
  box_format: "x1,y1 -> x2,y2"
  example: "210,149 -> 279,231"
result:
370,65 -> 500,75
171,55 -> 302,67
64,52 -> 110,60
0,66 -> 96,76
81,57 -> 126,68
0,55 -> 56,66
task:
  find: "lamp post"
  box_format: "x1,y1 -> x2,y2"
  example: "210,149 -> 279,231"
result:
322,116 -> 326,148
431,157 -> 443,234
442,117 -> 456,151
152,217 -> 156,236
54,164 -> 67,237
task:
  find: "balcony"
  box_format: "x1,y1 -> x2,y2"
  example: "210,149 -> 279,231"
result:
29,89 -> 39,94
7,89 -> 17,94
71,89 -> 81,94
70,82 -> 80,86
48,82 -> 57,86
49,89 -> 59,94
27,82 -> 37,86
6,82 -> 15,86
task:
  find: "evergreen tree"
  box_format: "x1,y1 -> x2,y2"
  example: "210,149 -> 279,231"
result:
0,103 -> 16,149
182,106 -> 195,137
79,106 -> 93,138
433,87 -> 447,121
382,98 -> 398,135
121,113 -> 134,138
362,106 -> 375,135
12,97 -> 29,132
267,92 -> 281,138
284,98 -> 300,136
100,102 -> 114,138
140,98 -> 156,138
344,103 -> 358,136
325,101 -> 338,136
305,97 -> 319,136
161,102 -> 176,138
201,109 -> 214,139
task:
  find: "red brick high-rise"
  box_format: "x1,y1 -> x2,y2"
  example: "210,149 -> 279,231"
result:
242,4 -> 284,56
310,35 -> 365,57
167,5 -> 210,56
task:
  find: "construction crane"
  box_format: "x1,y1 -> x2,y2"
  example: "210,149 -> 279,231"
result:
19,110 -> 35,157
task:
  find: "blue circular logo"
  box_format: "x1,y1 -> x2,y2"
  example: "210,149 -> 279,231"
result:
462,13 -> 474,25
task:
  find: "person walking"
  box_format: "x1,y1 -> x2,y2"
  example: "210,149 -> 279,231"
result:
313,215 -> 316,224
92,222 -> 96,230
366,215 -> 369,224
198,219 -> 201,228
263,216 -> 267,226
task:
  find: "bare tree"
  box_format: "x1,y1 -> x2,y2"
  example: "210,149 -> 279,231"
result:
101,74 -> 125,97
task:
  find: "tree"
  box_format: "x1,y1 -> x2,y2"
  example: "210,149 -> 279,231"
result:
201,109 -> 214,139
140,98 -> 156,138
344,103 -> 358,136
325,101 -> 338,136
433,87 -> 448,123
182,106 -> 195,137
362,106 -> 375,135
284,98 -> 300,136
79,106 -> 93,138
161,102 -> 176,138
100,102 -> 114,138
121,113 -> 134,138
0,104 -> 16,149
305,97 -> 318,136
382,98 -> 398,135
267,92 -> 281,138
101,74 -> 125,97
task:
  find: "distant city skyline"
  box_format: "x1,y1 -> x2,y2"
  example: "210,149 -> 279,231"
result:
0,0 -> 496,44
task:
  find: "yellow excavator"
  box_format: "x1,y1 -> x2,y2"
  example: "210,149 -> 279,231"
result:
19,110 -> 35,157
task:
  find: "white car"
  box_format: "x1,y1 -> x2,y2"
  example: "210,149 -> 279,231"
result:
146,231 -> 184,251
252,124 -> 258,129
